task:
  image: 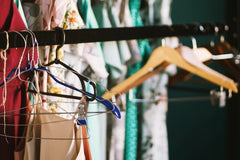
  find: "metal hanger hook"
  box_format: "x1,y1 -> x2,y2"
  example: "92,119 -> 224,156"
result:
87,81 -> 97,101
54,27 -> 66,60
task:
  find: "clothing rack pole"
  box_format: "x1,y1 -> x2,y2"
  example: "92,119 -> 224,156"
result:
0,22 -> 229,49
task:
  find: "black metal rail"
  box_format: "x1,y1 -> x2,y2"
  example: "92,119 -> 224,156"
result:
0,22 -> 229,49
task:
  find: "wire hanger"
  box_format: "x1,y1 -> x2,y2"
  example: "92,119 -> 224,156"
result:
102,46 -> 238,99
42,27 -> 96,101
0,29 -> 121,119
25,28 -> 121,119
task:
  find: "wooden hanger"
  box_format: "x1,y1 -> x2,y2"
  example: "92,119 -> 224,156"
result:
169,42 -> 240,87
209,41 -> 240,82
168,46 -> 215,87
102,46 -> 238,99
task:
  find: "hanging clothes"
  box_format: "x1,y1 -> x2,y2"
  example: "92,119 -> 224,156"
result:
120,0 -> 141,66
92,1 -> 126,88
44,0 -> 86,114
77,1 -> 109,160
107,0 -> 132,67
77,0 -> 108,85
0,1 -> 37,159
38,0 -> 108,114
41,0 -> 69,30
137,0 -> 178,159
107,0 -> 142,158
109,111 -> 126,160
140,72 -> 175,160
24,88 -> 92,160
123,0 -> 152,160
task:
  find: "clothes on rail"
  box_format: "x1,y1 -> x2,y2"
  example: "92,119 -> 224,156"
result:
0,1 -> 38,159
24,86 -> 92,160
77,1 -> 109,159
139,71 -> 175,160
92,1 -> 126,88
116,0 -> 142,66
123,0 -> 152,159
126,0 -> 178,160
2,0 -> 237,160
44,0 -> 86,113
21,0 -> 108,113
21,1 -> 112,160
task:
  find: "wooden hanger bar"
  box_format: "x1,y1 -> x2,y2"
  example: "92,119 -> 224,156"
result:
0,22 -> 228,49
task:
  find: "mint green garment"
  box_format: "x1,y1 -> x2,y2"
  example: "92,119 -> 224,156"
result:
14,0 -> 28,28
77,0 -> 106,84
78,0 -> 99,29
92,2 -> 125,88
108,5 -> 131,65
77,1 -> 108,160
121,0 -> 142,66
124,0 -> 152,160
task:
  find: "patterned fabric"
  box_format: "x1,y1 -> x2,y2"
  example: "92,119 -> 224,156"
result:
138,1 -> 178,159
121,0 -> 141,66
108,0 -> 141,159
142,99 -> 169,160
45,0 -> 108,116
77,0 -> 108,83
45,0 -> 85,114
109,111 -> 125,160
107,0 -> 131,66
41,0 -> 69,30
140,71 -> 175,160
123,0 -> 152,160
92,1 -> 125,88
0,1 -> 38,159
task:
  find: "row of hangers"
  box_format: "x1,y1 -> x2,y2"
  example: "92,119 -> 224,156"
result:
0,28 -> 122,121
0,23 -> 239,123
102,36 -> 239,100
168,36 -> 240,87
1,28 -> 239,113
0,28 -> 123,142
0,24 -> 239,140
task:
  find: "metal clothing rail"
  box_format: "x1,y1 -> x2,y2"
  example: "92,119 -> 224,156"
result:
0,22 -> 229,49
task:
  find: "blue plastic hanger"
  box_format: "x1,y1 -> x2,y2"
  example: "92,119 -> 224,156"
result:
0,28 -> 121,119
0,63 -> 121,119
34,66 -> 121,119
0,66 -> 29,87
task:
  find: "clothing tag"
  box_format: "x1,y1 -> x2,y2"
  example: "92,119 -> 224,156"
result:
219,90 -> 226,107
77,96 -> 87,126
210,89 -> 226,107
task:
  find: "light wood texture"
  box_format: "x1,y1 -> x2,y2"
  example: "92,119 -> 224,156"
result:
193,47 -> 213,62
102,46 -> 238,100
168,46 -> 215,86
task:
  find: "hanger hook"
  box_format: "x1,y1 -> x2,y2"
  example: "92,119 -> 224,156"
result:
2,31 -> 9,52
87,81 -> 97,101
191,36 -> 197,49
54,27 -> 65,61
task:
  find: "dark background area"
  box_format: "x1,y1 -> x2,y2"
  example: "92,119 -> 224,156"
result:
167,0 -> 240,160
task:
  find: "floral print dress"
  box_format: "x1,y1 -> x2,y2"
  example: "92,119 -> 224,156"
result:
46,0 -> 108,116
